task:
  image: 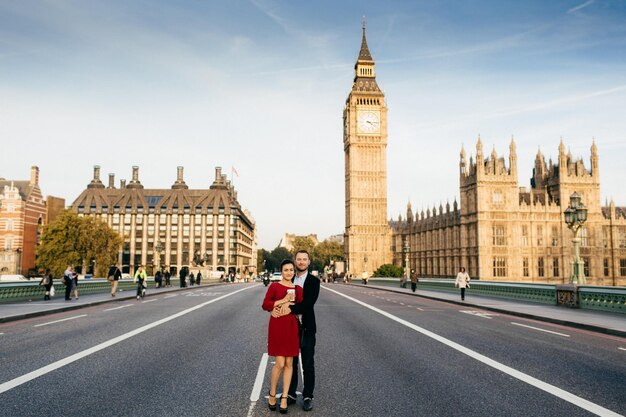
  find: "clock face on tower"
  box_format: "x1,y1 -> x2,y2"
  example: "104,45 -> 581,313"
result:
357,110 -> 380,134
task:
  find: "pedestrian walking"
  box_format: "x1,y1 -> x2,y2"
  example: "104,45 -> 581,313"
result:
164,269 -> 171,287
189,272 -> 195,286
39,270 -> 53,300
72,268 -> 79,300
155,270 -> 162,288
107,263 -> 122,297
196,271 -> 202,286
179,267 -> 188,288
134,266 -> 147,300
454,267 -> 470,301
63,266 -> 73,301
410,269 -> 419,293
273,250 -> 320,412
263,259 -> 303,414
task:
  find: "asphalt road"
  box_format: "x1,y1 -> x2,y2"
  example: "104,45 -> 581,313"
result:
0,283 -> 624,417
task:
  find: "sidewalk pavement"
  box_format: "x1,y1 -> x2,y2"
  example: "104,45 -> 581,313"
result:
350,282 -> 626,338
0,282 -> 228,324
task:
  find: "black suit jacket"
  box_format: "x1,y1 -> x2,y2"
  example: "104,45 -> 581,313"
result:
289,272 -> 320,333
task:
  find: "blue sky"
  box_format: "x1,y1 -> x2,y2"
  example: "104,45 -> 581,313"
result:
1,0 -> 625,249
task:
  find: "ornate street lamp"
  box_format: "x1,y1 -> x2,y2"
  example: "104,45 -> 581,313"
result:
564,192 -> 588,284
154,241 -> 163,269
402,239 -> 410,283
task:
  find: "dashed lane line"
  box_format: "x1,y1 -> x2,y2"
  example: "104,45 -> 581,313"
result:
0,285 -> 256,395
163,294 -> 178,299
142,299 -> 157,303
322,285 -> 621,417
33,314 -> 88,327
103,305 -> 133,312
511,322 -> 570,338
618,347 -> 626,351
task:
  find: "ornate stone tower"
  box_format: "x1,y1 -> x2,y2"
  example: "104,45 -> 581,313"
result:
343,19 -> 391,276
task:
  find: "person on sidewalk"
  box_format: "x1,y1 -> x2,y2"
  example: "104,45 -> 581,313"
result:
189,272 -> 195,286
39,270 -> 53,300
273,250 -> 320,412
196,271 -> 202,286
454,267 -> 470,301
179,267 -> 188,288
134,266 -> 147,300
410,269 -> 419,293
63,266 -> 73,301
107,263 -> 122,297
155,270 -> 162,288
71,267 -> 79,300
164,269 -> 171,287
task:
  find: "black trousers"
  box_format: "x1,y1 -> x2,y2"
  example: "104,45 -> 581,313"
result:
461,287 -> 466,300
411,282 -> 417,292
289,329 -> 316,399
64,283 -> 71,300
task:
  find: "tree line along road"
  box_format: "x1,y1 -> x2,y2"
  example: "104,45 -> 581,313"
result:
0,283 -> 624,417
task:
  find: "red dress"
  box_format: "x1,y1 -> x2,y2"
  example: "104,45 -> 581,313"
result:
262,282 -> 303,356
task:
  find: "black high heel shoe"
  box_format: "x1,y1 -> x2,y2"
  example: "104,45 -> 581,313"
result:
268,391 -> 277,411
279,396 -> 288,414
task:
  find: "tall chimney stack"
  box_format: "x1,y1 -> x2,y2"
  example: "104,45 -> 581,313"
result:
108,173 -> 115,189
30,166 -> 39,186
88,165 -> 104,189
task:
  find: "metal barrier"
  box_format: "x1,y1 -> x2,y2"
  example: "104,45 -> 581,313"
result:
365,277 -> 625,313
0,278 -> 194,303
578,286 -> 626,314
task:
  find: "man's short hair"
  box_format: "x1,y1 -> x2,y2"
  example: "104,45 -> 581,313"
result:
295,249 -> 311,259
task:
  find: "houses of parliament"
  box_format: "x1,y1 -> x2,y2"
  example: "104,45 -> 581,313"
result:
344,22 -> 626,286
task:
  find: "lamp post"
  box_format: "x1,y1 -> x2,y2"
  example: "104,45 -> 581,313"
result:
15,248 -> 22,275
154,241 -> 163,270
363,254 -> 368,284
402,239 -> 410,285
564,192 -> 588,284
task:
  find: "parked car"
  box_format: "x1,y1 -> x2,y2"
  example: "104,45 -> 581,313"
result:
270,272 -> 282,282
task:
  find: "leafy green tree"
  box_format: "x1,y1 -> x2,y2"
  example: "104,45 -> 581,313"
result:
289,236 -> 316,257
37,210 -> 122,278
257,248 -> 270,273
267,247 -> 292,272
373,264 -> 404,277
312,240 -> 344,272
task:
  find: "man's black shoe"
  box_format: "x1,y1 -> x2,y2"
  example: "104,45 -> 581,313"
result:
303,398 -> 313,411
287,395 -> 297,405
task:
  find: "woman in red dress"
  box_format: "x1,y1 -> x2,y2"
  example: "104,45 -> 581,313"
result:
262,259 -> 303,413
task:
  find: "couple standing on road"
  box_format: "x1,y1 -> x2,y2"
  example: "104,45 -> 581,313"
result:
262,250 -> 320,414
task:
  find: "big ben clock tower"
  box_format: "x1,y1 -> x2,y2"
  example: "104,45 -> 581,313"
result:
344,19 -> 391,276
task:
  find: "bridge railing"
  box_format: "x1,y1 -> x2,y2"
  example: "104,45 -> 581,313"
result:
0,277 -> 219,303
363,277 -> 626,314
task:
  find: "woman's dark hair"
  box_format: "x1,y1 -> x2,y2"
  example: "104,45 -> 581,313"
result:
280,259 -> 295,271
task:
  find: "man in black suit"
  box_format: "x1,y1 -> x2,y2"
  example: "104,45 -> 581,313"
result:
273,250 -> 320,411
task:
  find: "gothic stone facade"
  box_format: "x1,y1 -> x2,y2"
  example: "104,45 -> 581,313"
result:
343,22 -> 392,276
390,139 -> 626,286
71,166 -> 256,277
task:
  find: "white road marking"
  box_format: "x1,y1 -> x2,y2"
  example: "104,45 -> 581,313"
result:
33,314 -> 88,327
322,286 -> 621,417
142,299 -> 156,303
0,333 -> 4,335
103,305 -> 133,312
511,322 -> 570,338
249,353 -> 269,401
618,347 -> 626,351
460,310 -> 495,319
164,294 -> 178,299
0,285 -> 255,395
417,307 -> 424,311
399,302 -> 405,306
